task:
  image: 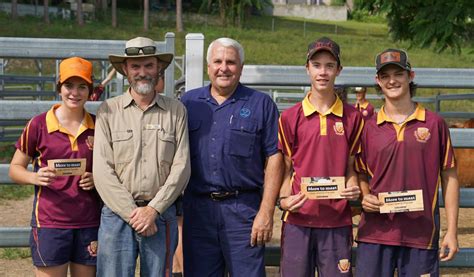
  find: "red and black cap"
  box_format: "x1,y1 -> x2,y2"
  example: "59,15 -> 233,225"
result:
306,37 -> 341,65
375,48 -> 411,73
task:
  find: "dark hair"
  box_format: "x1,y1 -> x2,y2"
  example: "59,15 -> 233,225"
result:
56,81 -> 94,96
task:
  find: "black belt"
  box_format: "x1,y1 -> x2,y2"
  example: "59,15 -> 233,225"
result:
210,191 -> 239,201
208,190 -> 260,201
135,200 -> 151,207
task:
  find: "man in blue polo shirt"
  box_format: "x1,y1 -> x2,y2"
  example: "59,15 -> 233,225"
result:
181,37 -> 283,276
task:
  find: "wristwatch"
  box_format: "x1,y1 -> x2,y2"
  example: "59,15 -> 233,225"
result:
276,196 -> 288,211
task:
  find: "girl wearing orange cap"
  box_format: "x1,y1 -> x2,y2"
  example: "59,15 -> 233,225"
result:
9,57 -> 101,277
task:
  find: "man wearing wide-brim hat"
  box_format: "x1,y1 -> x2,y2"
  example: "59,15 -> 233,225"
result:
93,36 -> 191,276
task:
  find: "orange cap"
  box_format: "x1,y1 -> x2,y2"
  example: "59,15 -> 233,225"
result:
58,57 -> 93,85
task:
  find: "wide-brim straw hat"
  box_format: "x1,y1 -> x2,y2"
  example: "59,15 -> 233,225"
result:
109,37 -> 174,76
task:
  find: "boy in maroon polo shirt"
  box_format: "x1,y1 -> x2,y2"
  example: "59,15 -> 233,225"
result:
277,37 -> 364,277
354,87 -> 375,119
355,49 -> 460,276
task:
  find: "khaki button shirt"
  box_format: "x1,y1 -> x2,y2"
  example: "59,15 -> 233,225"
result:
93,91 -> 190,222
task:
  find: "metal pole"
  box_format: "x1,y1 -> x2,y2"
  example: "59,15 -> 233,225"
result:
184,33 -> 204,92
164,32 -> 176,98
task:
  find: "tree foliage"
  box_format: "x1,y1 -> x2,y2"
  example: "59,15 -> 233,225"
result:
200,0 -> 272,27
355,0 -> 474,53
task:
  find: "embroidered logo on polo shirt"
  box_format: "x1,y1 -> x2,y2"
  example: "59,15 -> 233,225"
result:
240,108 -> 251,118
333,122 -> 345,136
337,259 -> 350,273
86,136 -> 94,150
414,127 -> 431,143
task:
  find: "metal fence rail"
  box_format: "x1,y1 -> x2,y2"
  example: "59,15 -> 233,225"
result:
0,35 -> 176,98
266,90 -> 474,118
240,65 -> 474,89
1,100 -> 473,123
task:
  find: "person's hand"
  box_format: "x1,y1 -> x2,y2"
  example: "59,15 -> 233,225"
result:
35,167 -> 56,186
340,185 -> 360,201
439,232 -> 459,261
280,192 -> 307,213
79,172 -> 94,190
361,194 -> 382,213
87,241 -> 98,257
250,210 -> 273,247
129,206 -> 158,236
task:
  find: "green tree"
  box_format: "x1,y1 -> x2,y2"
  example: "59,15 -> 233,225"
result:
112,0 -> 117,28
11,0 -> 18,20
176,0 -> 183,32
77,0 -> 84,26
144,0 -> 149,31
201,0 -> 272,27
355,0 -> 474,53
43,0 -> 49,24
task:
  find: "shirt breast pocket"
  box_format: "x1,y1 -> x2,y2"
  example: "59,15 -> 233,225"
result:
229,119 -> 258,158
111,130 -> 134,163
158,132 -> 176,164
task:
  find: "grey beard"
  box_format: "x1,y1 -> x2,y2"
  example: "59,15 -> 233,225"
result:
131,77 -> 157,95
133,82 -> 154,95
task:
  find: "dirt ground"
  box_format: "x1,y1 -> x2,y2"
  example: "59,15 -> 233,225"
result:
1,197 -> 473,276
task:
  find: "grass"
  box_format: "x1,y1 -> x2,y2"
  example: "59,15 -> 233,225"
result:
0,143 -> 15,162
0,9 -> 472,110
1,9 -> 473,66
0,248 -> 31,260
0,185 -> 34,200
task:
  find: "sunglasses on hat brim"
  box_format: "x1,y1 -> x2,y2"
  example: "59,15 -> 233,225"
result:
125,46 -> 156,56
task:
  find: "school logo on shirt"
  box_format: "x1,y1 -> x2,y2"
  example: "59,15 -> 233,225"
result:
86,136 -> 94,150
337,259 -> 350,273
333,122 -> 345,136
240,108 -> 251,118
414,127 -> 431,143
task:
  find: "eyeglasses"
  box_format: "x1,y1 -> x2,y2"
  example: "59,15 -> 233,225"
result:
125,46 -> 156,56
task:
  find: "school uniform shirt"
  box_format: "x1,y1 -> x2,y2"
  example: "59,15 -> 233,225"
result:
355,101 -> 375,119
16,104 -> 101,228
355,104 -> 456,249
93,90 -> 191,223
278,93 -> 364,228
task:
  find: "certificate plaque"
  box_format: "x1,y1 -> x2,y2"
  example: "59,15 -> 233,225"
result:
48,158 -> 86,176
378,189 -> 424,214
300,177 -> 345,199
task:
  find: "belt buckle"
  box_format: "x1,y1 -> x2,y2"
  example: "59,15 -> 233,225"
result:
210,192 -> 224,201
210,191 -> 237,201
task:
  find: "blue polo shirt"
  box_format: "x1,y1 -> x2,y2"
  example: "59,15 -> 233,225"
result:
181,83 -> 279,194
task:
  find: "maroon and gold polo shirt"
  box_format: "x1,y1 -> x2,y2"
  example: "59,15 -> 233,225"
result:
355,104 -> 455,249
278,93 -> 364,228
354,101 -> 375,119
16,104 -> 101,229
